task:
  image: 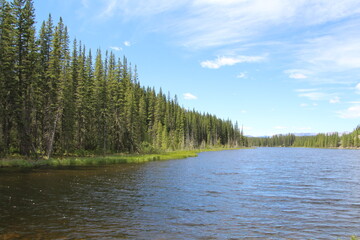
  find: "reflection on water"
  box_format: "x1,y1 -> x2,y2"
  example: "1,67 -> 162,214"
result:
1,148 -> 360,239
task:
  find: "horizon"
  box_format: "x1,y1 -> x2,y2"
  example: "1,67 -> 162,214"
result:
34,0 -> 360,136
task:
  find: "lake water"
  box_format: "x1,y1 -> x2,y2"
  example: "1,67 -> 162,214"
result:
1,148 -> 360,239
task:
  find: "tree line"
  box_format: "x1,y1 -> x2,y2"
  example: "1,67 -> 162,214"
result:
248,126 -> 360,149
0,0 -> 246,158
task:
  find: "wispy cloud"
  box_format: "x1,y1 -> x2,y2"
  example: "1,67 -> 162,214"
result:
96,0 -> 360,49
296,88 -> 341,102
355,83 -> 360,94
93,0 -> 360,63
289,73 -> 307,79
338,105 -> 360,119
293,20 -> 360,85
124,41 -> 131,47
180,0 -> 360,49
285,69 -> 312,80
236,72 -> 247,79
201,55 -> 265,69
300,103 -> 317,107
99,0 -> 117,18
98,0 -> 188,19
295,88 -> 319,93
298,92 -> 326,101
329,96 -> 340,104
110,46 -> 122,51
183,93 -> 198,100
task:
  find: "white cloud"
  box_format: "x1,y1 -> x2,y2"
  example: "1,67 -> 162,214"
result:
300,35 -> 360,71
96,0 -> 360,51
183,93 -> 198,100
99,0 -> 117,18
99,0 -> 188,19
240,110 -> 247,114
329,96 -> 340,104
295,88 -> 319,93
296,88 -> 339,102
181,0 -> 360,49
124,41 -> 131,47
289,73 -> 307,79
300,103 -> 318,107
201,55 -> 265,69
294,19 -> 360,85
355,83 -> 360,94
298,92 -> 326,101
110,46 -> 122,51
236,72 -> 247,79
285,69 -> 312,79
338,105 -> 360,119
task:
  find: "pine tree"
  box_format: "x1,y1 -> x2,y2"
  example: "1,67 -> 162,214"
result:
0,0 -> 16,155
94,49 -> 108,154
12,0 -> 37,156
36,14 -> 53,155
44,17 -> 68,158
61,38 -> 78,153
74,43 -> 86,151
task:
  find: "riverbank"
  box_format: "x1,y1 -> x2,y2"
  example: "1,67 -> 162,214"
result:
0,147 -> 244,169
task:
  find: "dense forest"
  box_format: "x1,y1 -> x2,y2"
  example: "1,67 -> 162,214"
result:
248,126 -> 360,148
0,0 -> 247,159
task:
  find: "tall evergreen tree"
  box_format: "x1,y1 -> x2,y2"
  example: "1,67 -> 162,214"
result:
44,17 -> 68,158
0,0 -> 16,155
12,0 -> 37,156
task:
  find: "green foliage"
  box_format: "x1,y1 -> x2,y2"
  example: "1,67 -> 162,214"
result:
0,1 -> 247,160
248,128 -> 360,149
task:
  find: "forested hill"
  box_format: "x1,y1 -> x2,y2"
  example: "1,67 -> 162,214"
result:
248,126 -> 360,148
0,0 -> 246,158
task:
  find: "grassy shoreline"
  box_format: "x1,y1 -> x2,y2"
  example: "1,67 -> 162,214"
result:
0,147 -> 244,169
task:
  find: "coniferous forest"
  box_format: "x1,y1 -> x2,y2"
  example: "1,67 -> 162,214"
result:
0,0 -> 247,159
248,126 -> 360,149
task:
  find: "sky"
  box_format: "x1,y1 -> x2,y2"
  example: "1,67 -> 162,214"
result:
34,0 -> 360,136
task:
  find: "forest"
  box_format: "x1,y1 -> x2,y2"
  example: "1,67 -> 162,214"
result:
0,0 -> 247,159
248,126 -> 360,149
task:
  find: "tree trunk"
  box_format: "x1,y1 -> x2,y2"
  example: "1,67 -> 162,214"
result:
46,110 -> 60,159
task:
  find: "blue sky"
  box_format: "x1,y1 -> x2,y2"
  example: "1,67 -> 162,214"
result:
34,0 -> 360,136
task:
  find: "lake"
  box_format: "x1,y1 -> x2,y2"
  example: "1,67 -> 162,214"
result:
1,148 -> 360,239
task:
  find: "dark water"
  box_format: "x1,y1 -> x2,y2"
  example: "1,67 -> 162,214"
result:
1,148 -> 360,239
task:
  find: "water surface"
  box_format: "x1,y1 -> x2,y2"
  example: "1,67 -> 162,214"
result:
1,148 -> 360,239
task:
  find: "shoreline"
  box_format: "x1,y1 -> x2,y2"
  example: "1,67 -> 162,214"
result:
0,147 -> 246,169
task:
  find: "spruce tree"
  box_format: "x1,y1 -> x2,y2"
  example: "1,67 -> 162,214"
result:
0,0 -> 16,155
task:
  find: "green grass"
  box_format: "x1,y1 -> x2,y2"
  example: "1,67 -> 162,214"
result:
0,147 -> 244,169
339,236 -> 360,240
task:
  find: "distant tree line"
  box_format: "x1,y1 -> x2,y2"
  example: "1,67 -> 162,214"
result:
0,0 -> 246,158
248,126 -> 360,148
